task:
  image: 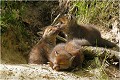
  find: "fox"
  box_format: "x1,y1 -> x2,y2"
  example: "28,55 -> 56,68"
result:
28,25 -> 61,64
48,43 -> 73,71
48,39 -> 85,71
56,14 -> 117,48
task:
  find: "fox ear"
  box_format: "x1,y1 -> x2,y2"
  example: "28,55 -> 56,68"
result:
55,51 -> 59,56
69,56 -> 75,63
69,56 -> 75,66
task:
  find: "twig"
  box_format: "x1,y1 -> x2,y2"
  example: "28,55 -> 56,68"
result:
83,46 -> 120,62
51,13 -> 61,26
57,35 -> 67,42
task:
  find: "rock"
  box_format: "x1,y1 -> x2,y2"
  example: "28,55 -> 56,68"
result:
0,64 -> 120,80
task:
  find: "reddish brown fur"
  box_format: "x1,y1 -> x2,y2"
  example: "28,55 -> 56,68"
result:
65,39 -> 84,68
28,26 -> 61,64
57,14 -> 116,48
49,43 -> 72,71
49,39 -> 84,71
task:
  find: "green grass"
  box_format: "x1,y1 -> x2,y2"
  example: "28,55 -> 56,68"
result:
72,1 -> 119,27
1,1 -> 30,63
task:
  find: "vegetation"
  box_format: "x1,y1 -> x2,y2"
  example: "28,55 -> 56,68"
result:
1,1 -> 30,62
1,0 -> 119,79
74,1 -> 119,26
1,1 -> 58,62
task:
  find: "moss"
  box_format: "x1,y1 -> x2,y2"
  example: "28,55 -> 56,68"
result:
1,1 -> 59,64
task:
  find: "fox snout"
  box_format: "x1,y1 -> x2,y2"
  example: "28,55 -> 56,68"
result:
53,64 -> 60,71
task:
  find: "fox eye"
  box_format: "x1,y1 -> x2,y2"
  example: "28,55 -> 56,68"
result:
59,62 -> 65,65
49,29 -> 52,31
60,21 -> 63,24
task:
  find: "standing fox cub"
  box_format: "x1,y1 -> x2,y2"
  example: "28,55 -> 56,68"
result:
49,39 -> 85,71
28,25 -> 61,64
57,14 -> 117,48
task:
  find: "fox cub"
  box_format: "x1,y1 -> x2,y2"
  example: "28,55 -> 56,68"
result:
28,25 -> 61,64
49,39 -> 86,71
56,14 -> 116,48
